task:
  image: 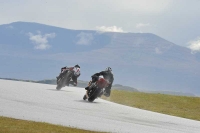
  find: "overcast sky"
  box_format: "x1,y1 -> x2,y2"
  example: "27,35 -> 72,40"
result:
1,0 -> 200,48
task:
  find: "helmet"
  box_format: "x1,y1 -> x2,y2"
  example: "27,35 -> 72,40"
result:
73,67 -> 80,76
74,64 -> 80,68
105,67 -> 112,72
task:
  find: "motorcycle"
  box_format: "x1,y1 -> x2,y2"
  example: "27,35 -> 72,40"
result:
56,70 -> 72,90
56,67 -> 80,90
83,77 -> 110,102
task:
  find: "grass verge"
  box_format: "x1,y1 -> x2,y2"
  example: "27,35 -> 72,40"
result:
0,116 -> 105,133
102,90 -> 200,121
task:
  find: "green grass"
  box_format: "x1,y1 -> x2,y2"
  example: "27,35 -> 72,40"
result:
102,90 -> 200,121
0,116 -> 105,133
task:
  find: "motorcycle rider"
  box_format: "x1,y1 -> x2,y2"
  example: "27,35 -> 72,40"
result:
85,67 -> 114,97
56,64 -> 81,86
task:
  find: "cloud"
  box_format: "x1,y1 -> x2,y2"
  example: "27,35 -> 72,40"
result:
28,31 -> 56,50
96,26 -> 125,33
76,32 -> 93,45
109,0 -> 173,13
187,37 -> 200,53
136,23 -> 150,29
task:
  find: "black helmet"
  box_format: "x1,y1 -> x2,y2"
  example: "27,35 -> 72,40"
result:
105,67 -> 112,72
74,64 -> 80,68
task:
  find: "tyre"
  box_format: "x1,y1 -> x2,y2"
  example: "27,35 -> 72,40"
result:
83,95 -> 87,100
56,84 -> 62,90
65,71 -> 72,86
56,71 -> 72,90
88,97 -> 95,102
88,88 -> 101,102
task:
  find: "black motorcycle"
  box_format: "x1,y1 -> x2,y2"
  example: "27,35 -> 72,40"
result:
56,70 -> 73,90
83,77 -> 110,102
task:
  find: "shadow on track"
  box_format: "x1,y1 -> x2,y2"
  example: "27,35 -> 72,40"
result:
46,89 -> 72,92
74,100 -> 101,104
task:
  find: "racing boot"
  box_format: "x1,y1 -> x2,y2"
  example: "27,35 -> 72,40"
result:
103,90 -> 110,97
97,90 -> 103,97
83,91 -> 89,100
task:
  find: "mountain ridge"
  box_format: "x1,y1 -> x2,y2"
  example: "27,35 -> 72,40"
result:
1,21 -> 200,95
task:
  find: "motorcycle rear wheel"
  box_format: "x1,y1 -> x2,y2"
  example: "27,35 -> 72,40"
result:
56,71 -> 72,90
56,84 -> 62,90
88,88 -> 101,102
83,95 -> 87,100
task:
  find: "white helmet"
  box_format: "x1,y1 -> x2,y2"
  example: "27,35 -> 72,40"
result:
105,67 -> 112,72
73,67 -> 80,76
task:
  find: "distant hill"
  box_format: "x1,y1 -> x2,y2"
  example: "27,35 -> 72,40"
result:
2,78 -> 198,96
112,84 -> 138,92
142,91 -> 196,97
36,79 -> 139,92
1,22 -> 200,95
36,79 -> 88,88
0,78 -> 139,92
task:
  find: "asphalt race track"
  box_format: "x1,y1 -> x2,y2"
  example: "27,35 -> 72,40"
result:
1,79 -> 200,133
